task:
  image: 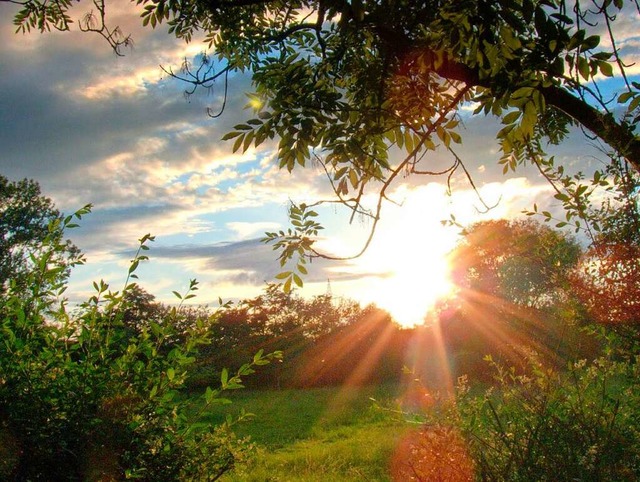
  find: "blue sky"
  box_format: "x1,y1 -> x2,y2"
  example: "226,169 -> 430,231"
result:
1,2 -> 638,326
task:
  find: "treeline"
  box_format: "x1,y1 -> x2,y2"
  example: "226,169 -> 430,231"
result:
122,284 -> 410,389
123,218 -> 618,392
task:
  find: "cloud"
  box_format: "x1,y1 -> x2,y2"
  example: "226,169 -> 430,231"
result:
148,238 -> 339,285
226,221 -> 281,239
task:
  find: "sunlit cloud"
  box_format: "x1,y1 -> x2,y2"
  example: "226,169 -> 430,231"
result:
227,221 -> 281,239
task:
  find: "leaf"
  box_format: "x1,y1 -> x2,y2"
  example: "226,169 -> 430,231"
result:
449,131 -> 462,144
577,56 -> 590,81
349,169 -> 358,189
404,129 -> 414,152
221,131 -> 241,141
511,86 -> 534,99
618,92 -> 634,104
232,134 -> 244,153
283,277 -> 292,293
242,129 -> 254,152
582,35 -> 600,50
502,110 -> 521,124
598,61 -> 613,77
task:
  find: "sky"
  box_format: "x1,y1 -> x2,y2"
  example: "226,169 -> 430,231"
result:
1,2 -> 638,327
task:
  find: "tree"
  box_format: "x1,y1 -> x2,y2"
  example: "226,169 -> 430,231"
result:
6,1 -> 640,278
570,155 -> 640,333
194,284 -> 385,389
449,219 -> 581,308
0,175 -> 80,295
435,219 -> 593,376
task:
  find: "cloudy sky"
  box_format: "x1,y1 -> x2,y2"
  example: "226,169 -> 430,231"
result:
1,2 -> 637,326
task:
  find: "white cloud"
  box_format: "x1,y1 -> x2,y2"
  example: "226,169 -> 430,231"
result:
226,221 -> 281,239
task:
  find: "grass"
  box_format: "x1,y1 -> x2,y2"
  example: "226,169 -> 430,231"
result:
199,384 -> 412,481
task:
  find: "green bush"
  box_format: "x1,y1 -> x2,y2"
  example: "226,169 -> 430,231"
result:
452,351 -> 640,481
0,206 -> 280,481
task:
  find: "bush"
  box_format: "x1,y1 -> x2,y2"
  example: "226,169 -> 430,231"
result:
450,352 -> 640,481
0,207 -> 280,481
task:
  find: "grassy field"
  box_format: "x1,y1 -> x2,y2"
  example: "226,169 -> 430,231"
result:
200,385 -> 412,481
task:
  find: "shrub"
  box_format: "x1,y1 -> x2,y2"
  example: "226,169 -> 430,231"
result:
451,352 -> 640,481
0,206 -> 280,481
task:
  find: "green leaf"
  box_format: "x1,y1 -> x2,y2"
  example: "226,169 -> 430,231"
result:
618,91 -> 635,104
283,277 -> 292,293
598,61 -> 613,77
221,131 -> 241,141
577,56 -> 590,80
349,169 -> 358,188
232,134 -> 244,153
449,131 -> 462,144
502,110 -> 521,124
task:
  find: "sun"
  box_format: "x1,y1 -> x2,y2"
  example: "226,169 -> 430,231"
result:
317,184 -> 461,328
385,261 -> 453,327
371,246 -> 454,327
341,187 -> 459,328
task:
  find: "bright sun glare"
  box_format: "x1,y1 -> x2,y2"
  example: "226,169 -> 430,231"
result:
376,254 -> 454,327
340,184 -> 460,328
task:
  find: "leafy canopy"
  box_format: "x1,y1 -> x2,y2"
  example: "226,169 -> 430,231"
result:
449,219 -> 581,308
7,0 -> 640,285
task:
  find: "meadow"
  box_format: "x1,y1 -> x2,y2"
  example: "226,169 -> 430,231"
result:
202,385 -> 412,481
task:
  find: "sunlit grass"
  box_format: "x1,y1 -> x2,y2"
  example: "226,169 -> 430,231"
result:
198,385 -> 410,480
225,423 -> 407,481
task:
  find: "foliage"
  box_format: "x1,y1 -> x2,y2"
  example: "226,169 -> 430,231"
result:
389,424 -> 475,481
0,206 -> 281,481
572,242 -> 640,328
450,352 -> 640,481
449,219 -> 581,308
569,155 -> 640,334
0,175 -> 79,296
6,0 -> 640,282
432,219 -> 592,380
194,285 -> 404,389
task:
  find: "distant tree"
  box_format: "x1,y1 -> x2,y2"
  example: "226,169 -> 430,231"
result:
0,176 -> 80,295
434,219 -> 594,377
297,293 -> 363,339
450,219 -> 581,308
194,285 -> 404,388
292,304 -> 407,387
122,284 -> 165,326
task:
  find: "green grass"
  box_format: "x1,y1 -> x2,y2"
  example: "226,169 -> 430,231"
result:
200,385 -> 410,481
